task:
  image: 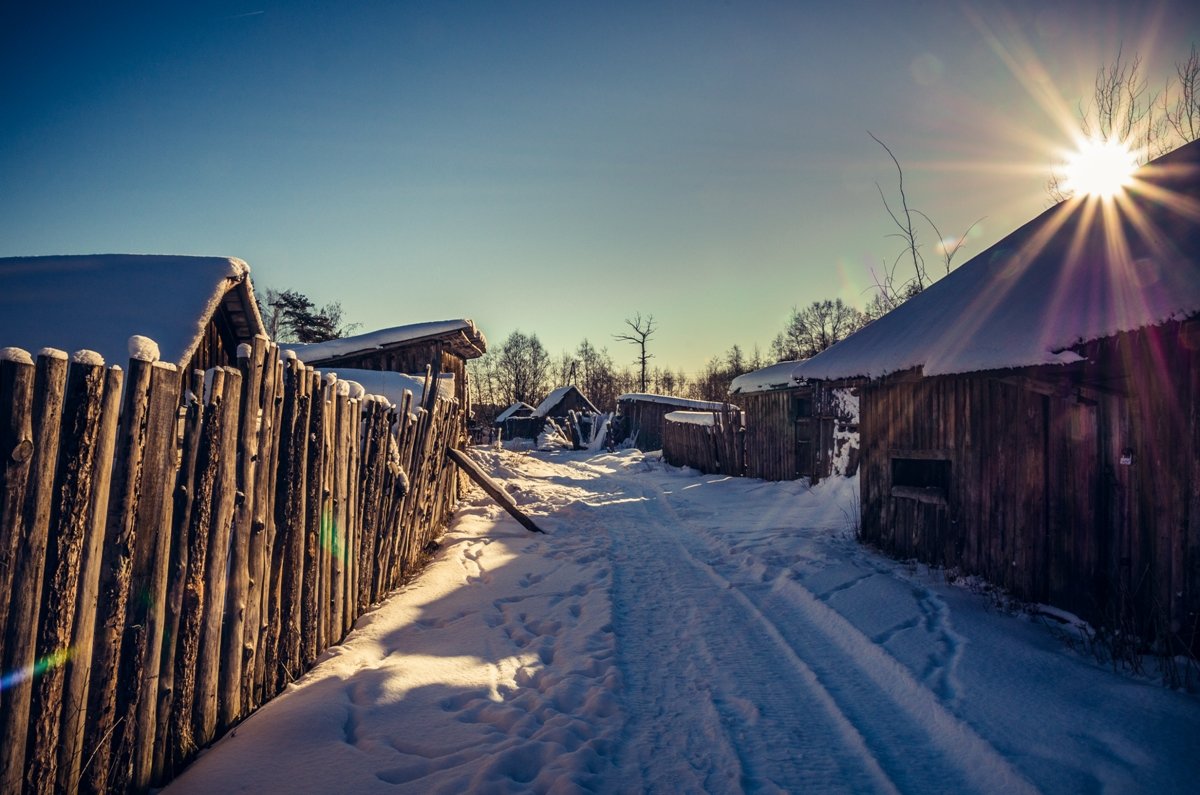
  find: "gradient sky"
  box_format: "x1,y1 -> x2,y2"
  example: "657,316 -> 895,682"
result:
3,1 -> 1198,375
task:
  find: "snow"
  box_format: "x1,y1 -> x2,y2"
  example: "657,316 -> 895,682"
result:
315,368 -> 453,408
533,386 -> 574,417
38,348 -> 68,360
165,450 -> 1200,794
280,320 -> 485,364
618,392 -> 733,410
71,349 -> 104,366
663,410 -> 716,426
794,141 -> 1200,381
236,342 -> 253,360
495,401 -> 534,424
127,335 -> 161,363
0,254 -> 255,369
729,359 -> 806,394
0,347 -> 33,365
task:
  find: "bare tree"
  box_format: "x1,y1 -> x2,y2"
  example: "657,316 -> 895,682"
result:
868,134 -> 982,314
771,299 -> 867,361
1049,44 -> 1200,201
494,330 -> 551,406
614,313 -> 657,392
1165,44 -> 1200,144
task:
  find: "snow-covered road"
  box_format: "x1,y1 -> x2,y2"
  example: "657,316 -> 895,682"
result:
167,449 -> 1200,794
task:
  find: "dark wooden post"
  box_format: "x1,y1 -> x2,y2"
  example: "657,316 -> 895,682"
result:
26,354 -> 109,794
0,352 -> 67,795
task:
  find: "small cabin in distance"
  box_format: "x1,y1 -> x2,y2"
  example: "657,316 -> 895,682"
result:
0,254 -> 266,386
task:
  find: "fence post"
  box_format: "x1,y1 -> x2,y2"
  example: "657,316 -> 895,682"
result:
153,370 -> 203,782
26,353 -> 109,793
60,364 -> 122,793
195,367 -> 242,745
0,351 -> 67,795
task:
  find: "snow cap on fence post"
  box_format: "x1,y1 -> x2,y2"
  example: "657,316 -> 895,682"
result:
127,335 -> 161,363
0,347 -> 34,365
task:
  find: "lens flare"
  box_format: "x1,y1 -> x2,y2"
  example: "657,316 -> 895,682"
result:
0,647 -> 74,692
1060,138 -> 1139,199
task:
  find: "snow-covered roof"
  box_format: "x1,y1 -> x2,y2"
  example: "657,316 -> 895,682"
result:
664,410 -> 717,426
0,254 -> 263,369
618,393 -> 733,411
282,319 -> 486,364
495,401 -> 534,423
319,368 -> 453,408
795,140 -> 1200,381
533,385 -> 599,417
728,360 -> 807,395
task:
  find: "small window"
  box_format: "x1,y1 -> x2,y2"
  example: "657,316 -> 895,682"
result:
793,396 -> 812,419
891,457 -> 950,505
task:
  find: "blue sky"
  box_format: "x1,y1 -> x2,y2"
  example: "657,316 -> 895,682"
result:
3,1 -> 1197,373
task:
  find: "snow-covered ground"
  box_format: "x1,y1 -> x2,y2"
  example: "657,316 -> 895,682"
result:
166,449 -> 1200,794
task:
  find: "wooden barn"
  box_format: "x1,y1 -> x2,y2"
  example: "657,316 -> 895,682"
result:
793,140 -> 1200,651
282,319 -> 487,412
0,253 -> 265,381
617,393 -> 739,452
729,362 -> 859,482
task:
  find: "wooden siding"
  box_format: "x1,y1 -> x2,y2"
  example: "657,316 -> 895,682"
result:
858,319 -> 1199,650
620,398 -> 737,453
740,384 -> 856,482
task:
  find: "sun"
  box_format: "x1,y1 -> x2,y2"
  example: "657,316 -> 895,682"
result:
1059,137 -> 1138,199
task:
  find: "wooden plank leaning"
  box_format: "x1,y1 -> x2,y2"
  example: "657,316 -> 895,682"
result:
445,447 -> 544,534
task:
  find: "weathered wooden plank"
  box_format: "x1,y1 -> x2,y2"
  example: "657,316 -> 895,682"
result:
195,367 -> 241,746
27,355 -> 109,794
446,446 -> 544,534
0,352 -> 67,795
247,350 -> 282,710
59,365 -> 121,794
153,371 -> 204,782
169,367 -> 226,771
301,371 -> 326,664
79,355 -> 155,791
119,361 -> 183,791
0,355 -> 36,669
220,339 -> 265,729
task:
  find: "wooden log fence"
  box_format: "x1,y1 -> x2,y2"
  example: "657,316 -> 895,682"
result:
0,341 -> 467,793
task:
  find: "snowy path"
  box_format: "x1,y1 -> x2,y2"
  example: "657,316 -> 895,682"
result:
167,449 -> 1200,794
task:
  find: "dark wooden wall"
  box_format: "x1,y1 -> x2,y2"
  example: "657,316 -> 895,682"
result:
620,399 -> 735,452
858,319 -> 1199,650
740,385 -> 857,482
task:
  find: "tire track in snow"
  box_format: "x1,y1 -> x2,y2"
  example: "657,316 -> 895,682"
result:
635,476 -> 1037,795
592,484 -> 899,794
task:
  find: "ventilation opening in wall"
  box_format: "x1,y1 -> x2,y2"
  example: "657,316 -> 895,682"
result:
891,456 -> 950,505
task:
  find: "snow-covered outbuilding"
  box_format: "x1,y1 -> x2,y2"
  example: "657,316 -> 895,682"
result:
0,253 -> 265,376
503,386 -> 600,443
616,393 -> 738,452
794,140 -> 1200,648
729,363 -> 858,482
493,401 -> 535,439
281,319 -> 487,416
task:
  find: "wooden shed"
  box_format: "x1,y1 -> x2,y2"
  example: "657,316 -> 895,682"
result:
793,140 -> 1200,651
617,393 -> 739,452
0,253 -> 265,381
729,362 -> 859,482
282,319 -> 487,417
494,401 -> 535,440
